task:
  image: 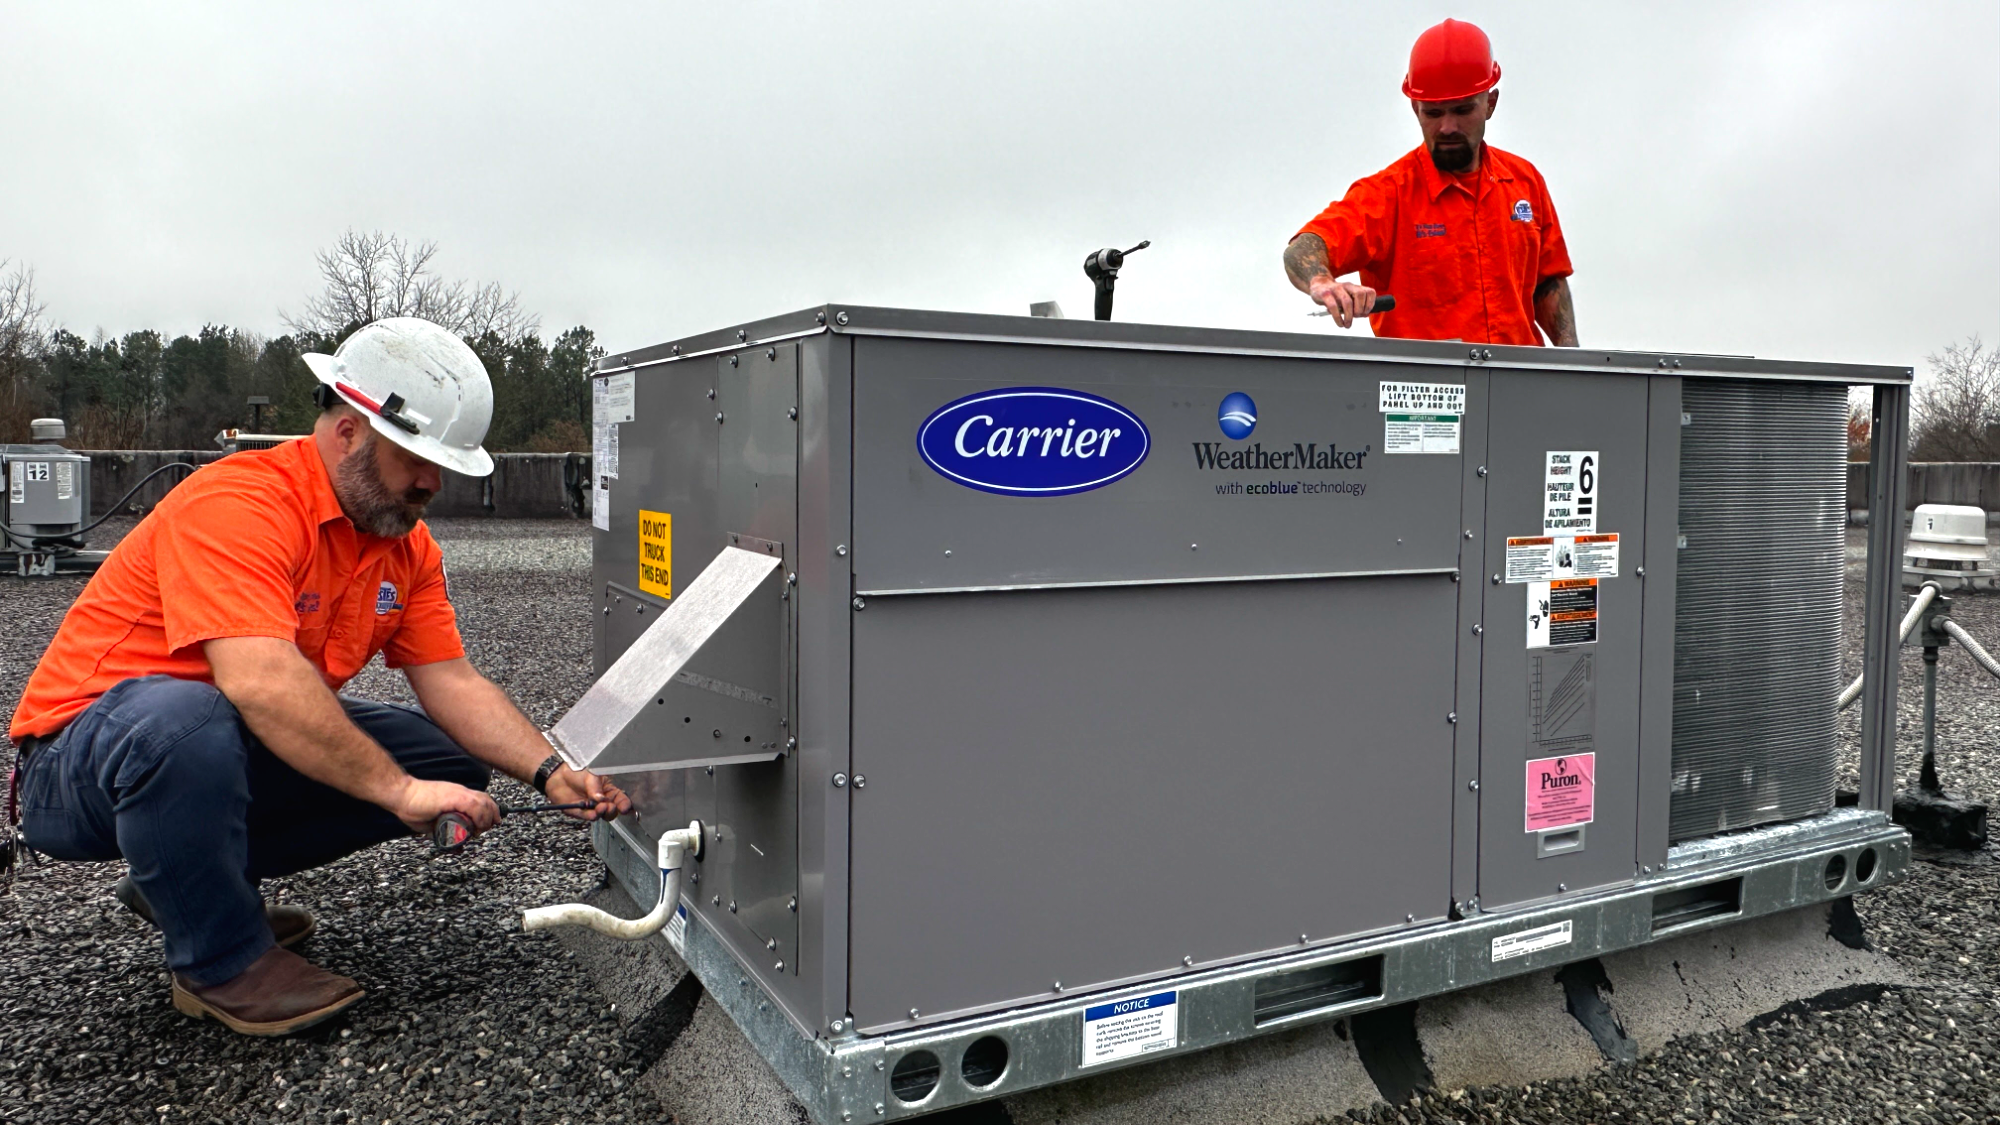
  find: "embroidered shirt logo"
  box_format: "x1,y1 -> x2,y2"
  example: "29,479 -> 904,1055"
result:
375,581 -> 403,616
295,591 -> 321,616
1511,200 -> 1534,223
1414,222 -> 1447,239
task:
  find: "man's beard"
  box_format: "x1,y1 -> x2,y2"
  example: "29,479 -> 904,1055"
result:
1429,137 -> 1476,173
334,435 -> 433,538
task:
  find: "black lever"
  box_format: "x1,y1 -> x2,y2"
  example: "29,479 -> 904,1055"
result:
1083,241 -> 1150,321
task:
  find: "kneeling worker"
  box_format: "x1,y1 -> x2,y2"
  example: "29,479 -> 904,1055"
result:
7,317 -> 630,1035
1285,18 -> 1578,346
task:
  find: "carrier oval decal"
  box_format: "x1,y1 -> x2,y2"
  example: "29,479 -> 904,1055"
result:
917,386 -> 1151,497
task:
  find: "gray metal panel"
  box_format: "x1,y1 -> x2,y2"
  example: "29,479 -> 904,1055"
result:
1859,384 -> 1911,812
1635,377 -> 1682,871
1670,380 -> 1846,840
846,575 -> 1459,1032
852,337 -> 1465,593
1476,372 -> 1650,911
1449,372 -> 1491,910
795,333 -> 854,1031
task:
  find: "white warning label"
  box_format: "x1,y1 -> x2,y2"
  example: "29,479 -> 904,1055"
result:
1506,534 -> 1619,583
1543,451 -> 1598,534
1491,920 -> 1573,962
1527,578 -> 1599,648
1081,991 -> 1179,1067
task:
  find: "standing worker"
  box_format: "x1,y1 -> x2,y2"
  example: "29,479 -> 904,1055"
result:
6,318 -> 631,1036
1284,18 -> 1578,346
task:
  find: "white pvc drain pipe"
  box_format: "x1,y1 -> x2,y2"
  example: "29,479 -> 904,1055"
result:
523,820 -> 703,940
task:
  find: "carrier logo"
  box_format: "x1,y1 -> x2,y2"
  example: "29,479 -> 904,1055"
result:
917,387 -> 1150,497
1217,393 -> 1257,440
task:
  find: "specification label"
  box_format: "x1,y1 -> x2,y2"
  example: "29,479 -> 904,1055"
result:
1527,578 -> 1598,648
1081,991 -> 1179,1067
1491,920 -> 1573,962
1525,752 -> 1596,832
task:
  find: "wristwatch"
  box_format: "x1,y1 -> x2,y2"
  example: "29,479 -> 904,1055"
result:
533,753 -> 565,795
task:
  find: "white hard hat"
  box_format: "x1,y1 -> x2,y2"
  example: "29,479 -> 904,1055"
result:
302,317 -> 496,477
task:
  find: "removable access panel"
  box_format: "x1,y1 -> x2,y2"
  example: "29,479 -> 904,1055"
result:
846,573 -> 1460,1031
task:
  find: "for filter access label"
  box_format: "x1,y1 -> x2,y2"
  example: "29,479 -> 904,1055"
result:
1081,991 -> 1179,1067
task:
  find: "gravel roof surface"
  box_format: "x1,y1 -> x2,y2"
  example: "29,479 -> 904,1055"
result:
3,517 -> 1997,1125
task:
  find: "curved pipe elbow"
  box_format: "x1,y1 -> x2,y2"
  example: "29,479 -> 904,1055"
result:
521,822 -> 703,941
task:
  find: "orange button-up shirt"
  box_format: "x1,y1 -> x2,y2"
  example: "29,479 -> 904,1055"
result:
9,437 -> 465,740
1297,143 -> 1572,345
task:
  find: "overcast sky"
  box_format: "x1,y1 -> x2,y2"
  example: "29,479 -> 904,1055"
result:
2,1 -> 1994,372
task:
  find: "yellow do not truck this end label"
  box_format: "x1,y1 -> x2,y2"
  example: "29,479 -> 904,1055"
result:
638,510 -> 672,599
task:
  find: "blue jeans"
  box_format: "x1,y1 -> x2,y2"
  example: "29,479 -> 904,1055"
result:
17,675 -> 489,986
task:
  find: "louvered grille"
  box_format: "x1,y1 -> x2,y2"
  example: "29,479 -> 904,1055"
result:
1670,379 -> 1848,841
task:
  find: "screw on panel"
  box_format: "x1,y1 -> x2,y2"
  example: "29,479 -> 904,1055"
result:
705,765 -> 714,775
1406,914 -> 1416,923
788,406 -> 798,419
853,775 -> 867,789
833,773 -> 848,788
842,1064 -> 853,1077
852,596 -> 866,610
1557,883 -> 1568,893
1672,358 -> 1682,368
767,938 -> 778,950
737,329 -> 747,342
716,412 -> 725,423
1468,347 -> 1480,360
1451,570 -> 1461,582
831,1019 -> 846,1034
1640,865 -> 1652,875
713,895 -> 722,906
1468,779 -> 1480,791
767,347 -> 777,360
1052,981 -> 1063,992
1298,934 -> 1308,944
909,1008 -> 920,1020
787,737 -> 798,750
875,1105 -> 885,1117
1476,466 -> 1488,477
836,544 -> 848,557
789,896 -> 799,911
713,729 -> 723,739
1190,543 -> 1198,550
1463,529 -> 1474,540
875,1060 -> 885,1071
1446,712 -> 1458,724
1182,955 -> 1193,967
817,310 -> 828,325
707,388 -> 715,399
729,355 -> 739,367
788,572 -> 798,585
1492,574 -> 1502,585
690,872 -> 699,884
1472,624 -> 1483,635
602,606 -> 609,615
730,901 -> 738,913
836,311 -> 850,326
1635,566 -> 1646,578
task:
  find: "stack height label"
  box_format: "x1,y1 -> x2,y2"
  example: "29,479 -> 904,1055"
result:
1081,991 -> 1179,1067
1380,382 -> 1465,455
1543,451 -> 1598,534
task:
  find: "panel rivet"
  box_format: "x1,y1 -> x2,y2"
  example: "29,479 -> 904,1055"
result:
788,406 -> 798,419
1635,566 -> 1646,578
1182,955 -> 1194,967
713,895 -> 721,906
1406,913 -> 1416,923
767,347 -> 777,360
738,329 -> 748,342
789,896 -> 799,911
1471,624 -> 1483,636
1492,574 -> 1502,585
1298,934 -> 1308,944
1446,711 -> 1458,724
833,773 -> 848,788
787,572 -> 798,585
909,1008 -> 920,1020
774,960 -> 784,971
729,900 -> 738,912
853,774 -> 867,789
836,544 -> 848,557
1557,883 -> 1568,893
1476,466 -> 1488,477
716,412 -> 725,423
729,355 -> 738,367
707,388 -> 715,399
1052,981 -> 1063,992
1640,865 -> 1652,875
767,938 -> 778,951
1468,779 -> 1480,791
1463,529 -> 1474,540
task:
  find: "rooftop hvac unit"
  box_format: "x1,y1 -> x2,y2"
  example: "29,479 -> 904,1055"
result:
545,307 -> 1916,1121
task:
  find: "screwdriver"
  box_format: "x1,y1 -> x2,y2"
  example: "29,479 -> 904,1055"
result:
429,801 -> 599,855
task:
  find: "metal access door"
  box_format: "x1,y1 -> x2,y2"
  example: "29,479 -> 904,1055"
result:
1475,372 -> 1652,911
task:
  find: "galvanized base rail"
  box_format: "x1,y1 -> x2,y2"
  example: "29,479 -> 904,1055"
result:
594,811 -> 1909,1123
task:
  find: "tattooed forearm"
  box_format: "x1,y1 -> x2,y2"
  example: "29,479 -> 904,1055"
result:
1535,275 -> 1578,347
1284,234 -> 1332,293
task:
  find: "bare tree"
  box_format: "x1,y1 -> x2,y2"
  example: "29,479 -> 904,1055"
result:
1911,336 -> 2000,461
0,260 -> 48,433
282,230 -> 538,342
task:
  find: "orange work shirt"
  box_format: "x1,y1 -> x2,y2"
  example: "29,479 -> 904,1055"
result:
9,438 -> 465,741
1296,143 -> 1572,345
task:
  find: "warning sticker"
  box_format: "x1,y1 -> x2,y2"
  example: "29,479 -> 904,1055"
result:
1491,920 -> 1573,962
55,460 -> 74,501
1379,381 -> 1467,414
1525,752 -> 1596,832
602,371 -> 636,423
638,510 -> 673,599
1543,451 -> 1598,534
1383,412 -> 1461,454
1527,579 -> 1598,648
1505,533 -> 1619,583
1081,991 -> 1179,1067
592,373 -> 635,532
665,903 -> 689,956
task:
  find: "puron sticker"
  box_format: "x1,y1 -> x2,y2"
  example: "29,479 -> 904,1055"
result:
1491,920 -> 1572,962
1525,752 -> 1596,832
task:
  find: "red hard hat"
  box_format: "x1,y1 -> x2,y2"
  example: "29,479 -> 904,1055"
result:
1402,18 -> 1501,102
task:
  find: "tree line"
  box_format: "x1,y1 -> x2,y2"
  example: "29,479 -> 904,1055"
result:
0,231 -> 601,452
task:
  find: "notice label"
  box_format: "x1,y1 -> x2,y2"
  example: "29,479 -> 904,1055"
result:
55,460 -> 73,501
665,903 -> 689,956
1491,920 -> 1573,962
1527,578 -> 1598,648
1081,991 -> 1179,1067
1506,533 -> 1619,583
602,371 -> 636,423
638,510 -> 673,599
1379,381 -> 1467,415
592,373 -> 634,532
1543,451 -> 1598,534
6,463 -> 19,503
1383,412 -> 1461,454
1525,752 -> 1596,832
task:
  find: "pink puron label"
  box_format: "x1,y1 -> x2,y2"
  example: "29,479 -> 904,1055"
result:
1525,753 -> 1596,832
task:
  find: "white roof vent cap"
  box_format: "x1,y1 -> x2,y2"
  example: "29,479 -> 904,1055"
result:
1906,504 -> 1988,562
29,418 -> 66,441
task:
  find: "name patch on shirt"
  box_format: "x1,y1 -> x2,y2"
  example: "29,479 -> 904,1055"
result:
1511,200 -> 1534,222
375,581 -> 403,616
295,591 -> 321,616
1414,222 -> 1447,239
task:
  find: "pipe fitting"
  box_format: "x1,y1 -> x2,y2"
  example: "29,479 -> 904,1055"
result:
522,820 -> 703,940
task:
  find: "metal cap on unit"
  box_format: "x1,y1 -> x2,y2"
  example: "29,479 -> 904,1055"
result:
1906,504 -> 1990,566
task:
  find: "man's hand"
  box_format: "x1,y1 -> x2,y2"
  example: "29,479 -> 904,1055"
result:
390,777 -> 501,836
1308,278 -> 1380,329
545,766 -> 632,822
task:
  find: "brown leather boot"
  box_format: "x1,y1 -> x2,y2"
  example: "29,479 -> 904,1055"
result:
171,946 -> 364,1036
113,875 -> 316,948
